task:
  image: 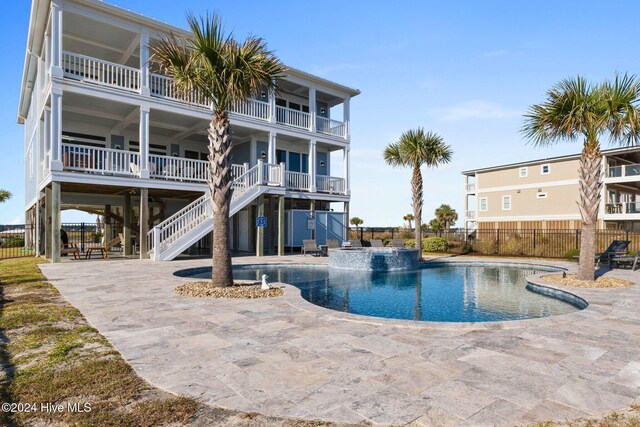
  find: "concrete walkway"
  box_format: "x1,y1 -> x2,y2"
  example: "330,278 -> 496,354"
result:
40,256 -> 640,426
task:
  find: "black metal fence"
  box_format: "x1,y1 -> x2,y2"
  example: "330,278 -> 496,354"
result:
0,224 -> 36,259
348,227 -> 640,258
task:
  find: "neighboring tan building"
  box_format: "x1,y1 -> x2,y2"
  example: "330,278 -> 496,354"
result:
18,0 -> 359,261
462,147 -> 640,232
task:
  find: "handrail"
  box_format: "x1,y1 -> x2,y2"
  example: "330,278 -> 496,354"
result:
317,175 -> 345,194
61,143 -> 140,176
316,116 -> 346,138
62,51 -> 140,92
229,98 -> 270,121
149,154 -> 209,182
286,171 -> 310,191
149,73 -> 209,106
276,106 -> 310,129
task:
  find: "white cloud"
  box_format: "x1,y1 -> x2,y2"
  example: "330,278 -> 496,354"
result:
428,101 -> 522,123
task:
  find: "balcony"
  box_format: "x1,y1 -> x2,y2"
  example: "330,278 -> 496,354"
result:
607,164 -> 640,178
466,184 -> 476,192
61,51 -> 348,139
605,202 -> 640,215
466,210 -> 476,219
59,143 -> 347,194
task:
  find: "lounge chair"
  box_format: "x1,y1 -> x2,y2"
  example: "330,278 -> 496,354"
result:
302,239 -> 322,256
60,243 -> 80,260
349,239 -> 363,248
391,239 -> 405,248
370,239 -> 383,247
326,239 -> 340,249
595,240 -> 630,267
610,252 -> 639,270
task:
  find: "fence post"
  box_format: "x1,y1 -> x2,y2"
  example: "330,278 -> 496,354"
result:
152,226 -> 160,260
575,229 -> 579,250
360,227 -> 363,241
80,222 -> 85,253
371,228 -> 374,240
496,228 -> 500,254
533,229 -> 536,251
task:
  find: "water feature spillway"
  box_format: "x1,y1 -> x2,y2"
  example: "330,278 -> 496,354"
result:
328,247 -> 419,271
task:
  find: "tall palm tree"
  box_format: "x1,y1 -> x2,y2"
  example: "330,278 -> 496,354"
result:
435,204 -> 458,231
151,13 -> 284,287
523,74 -> 640,280
0,189 -> 11,204
384,128 -> 452,259
403,213 -> 414,230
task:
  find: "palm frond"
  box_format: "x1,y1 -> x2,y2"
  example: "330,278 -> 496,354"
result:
603,73 -> 640,146
383,142 -> 405,167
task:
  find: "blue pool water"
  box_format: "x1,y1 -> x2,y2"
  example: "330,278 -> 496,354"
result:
179,263 -> 581,322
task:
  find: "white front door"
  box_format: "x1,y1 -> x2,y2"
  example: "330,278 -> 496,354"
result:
238,210 -> 249,252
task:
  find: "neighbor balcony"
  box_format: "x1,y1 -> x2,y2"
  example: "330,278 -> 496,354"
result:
61,51 -> 348,139
605,202 -> 640,215
606,164 -> 640,178
60,143 -> 347,194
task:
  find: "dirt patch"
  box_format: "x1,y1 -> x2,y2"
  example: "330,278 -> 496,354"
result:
175,281 -> 284,299
542,273 -> 633,288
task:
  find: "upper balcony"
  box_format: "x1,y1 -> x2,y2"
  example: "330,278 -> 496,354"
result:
60,51 -> 349,139
606,163 -> 640,180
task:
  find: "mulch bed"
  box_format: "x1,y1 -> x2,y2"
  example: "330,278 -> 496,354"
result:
174,281 -> 284,299
542,274 -> 633,288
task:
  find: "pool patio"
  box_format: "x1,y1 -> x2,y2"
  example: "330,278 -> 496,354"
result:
40,256 -> 640,426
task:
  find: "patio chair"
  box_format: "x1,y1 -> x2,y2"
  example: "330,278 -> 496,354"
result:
610,252 -> 639,270
391,239 -> 405,248
349,239 -> 363,248
60,243 -> 80,260
595,240 -> 631,267
302,239 -> 322,256
370,239 -> 384,247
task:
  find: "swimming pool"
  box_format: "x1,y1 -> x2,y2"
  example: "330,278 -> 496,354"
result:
177,263 -> 582,322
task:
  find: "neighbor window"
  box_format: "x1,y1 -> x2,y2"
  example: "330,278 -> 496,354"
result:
519,167 -> 528,177
537,192 -> 548,199
541,163 -> 550,175
479,197 -> 488,211
502,195 -> 512,210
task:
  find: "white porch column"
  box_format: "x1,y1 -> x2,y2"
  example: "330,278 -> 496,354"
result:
343,147 -> 350,195
139,105 -> 150,178
43,107 -> 51,172
343,97 -> 351,140
50,88 -> 63,171
309,87 -> 316,132
269,87 -> 276,123
309,139 -> 317,192
140,31 -> 150,96
268,131 -> 277,164
50,0 -> 63,78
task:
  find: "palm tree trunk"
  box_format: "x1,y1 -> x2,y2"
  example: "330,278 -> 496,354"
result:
576,143 -> 602,281
208,110 -> 234,287
412,167 -> 423,260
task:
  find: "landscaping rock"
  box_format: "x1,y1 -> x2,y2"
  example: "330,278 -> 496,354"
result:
174,281 -> 284,299
542,273 -> 633,288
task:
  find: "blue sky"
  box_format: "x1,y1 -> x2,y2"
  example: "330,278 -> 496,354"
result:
2,1 -> 640,226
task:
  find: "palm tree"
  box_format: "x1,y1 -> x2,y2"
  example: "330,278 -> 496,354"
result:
0,189 -> 11,204
523,74 -> 640,280
435,204 -> 458,231
429,218 -> 444,236
350,217 -> 364,231
384,128 -> 452,259
403,213 -> 414,230
151,13 -> 284,287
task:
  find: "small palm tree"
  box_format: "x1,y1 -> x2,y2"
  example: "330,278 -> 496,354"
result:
350,217 -> 364,231
429,218 -> 444,236
435,204 -> 458,231
403,213 -> 414,230
384,128 -> 452,259
0,189 -> 11,204
523,74 -> 640,280
151,13 -> 284,287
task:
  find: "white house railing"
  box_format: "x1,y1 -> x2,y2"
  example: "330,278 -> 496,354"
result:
276,106 -> 310,129
61,143 -> 140,176
466,210 -> 476,220
465,184 -> 476,192
316,116 -> 346,138
150,194 -> 211,253
286,171 -> 310,191
230,98 -> 270,120
149,154 -> 209,182
149,73 -> 209,106
607,164 -> 640,178
317,175 -> 346,194
62,51 -> 140,92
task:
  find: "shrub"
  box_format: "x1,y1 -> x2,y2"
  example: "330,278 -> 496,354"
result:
424,237 -> 448,252
404,239 -> 415,248
501,235 -> 524,256
2,238 -> 25,248
564,248 -> 580,260
473,238 -> 497,255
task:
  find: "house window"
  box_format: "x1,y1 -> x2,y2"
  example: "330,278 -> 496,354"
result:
537,192 -> 548,199
541,163 -> 550,175
502,195 -> 511,210
519,167 -> 528,177
479,197 -> 488,212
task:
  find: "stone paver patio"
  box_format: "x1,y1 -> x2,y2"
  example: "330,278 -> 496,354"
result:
40,256 -> 640,426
